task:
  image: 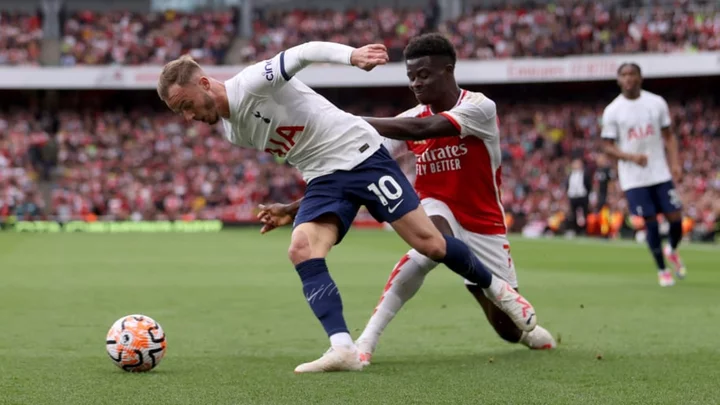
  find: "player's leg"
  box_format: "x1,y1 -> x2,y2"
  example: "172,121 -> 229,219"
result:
290,191 -> 364,373
626,186 -> 673,286
356,212 -> 450,363
467,288 -> 555,349
388,207 -> 536,332
463,234 -> 555,349
656,181 -> 686,278
357,148 -> 535,331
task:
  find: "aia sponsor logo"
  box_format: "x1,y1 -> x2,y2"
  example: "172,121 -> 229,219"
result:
627,124 -> 655,140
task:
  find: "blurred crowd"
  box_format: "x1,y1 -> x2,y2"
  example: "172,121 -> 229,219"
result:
0,11 -> 43,66
245,2 -> 720,63
0,109 -> 303,222
1,95 -> 718,239
59,9 -> 237,66
2,2 -> 719,66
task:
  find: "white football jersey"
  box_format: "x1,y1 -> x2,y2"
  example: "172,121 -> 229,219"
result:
601,90 -> 672,191
221,52 -> 381,182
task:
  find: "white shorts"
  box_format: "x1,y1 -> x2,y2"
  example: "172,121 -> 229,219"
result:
421,198 -> 519,288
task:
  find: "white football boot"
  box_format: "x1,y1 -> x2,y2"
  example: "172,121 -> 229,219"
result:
294,345 -> 363,373
520,325 -> 557,350
483,277 -> 537,332
658,270 -> 675,287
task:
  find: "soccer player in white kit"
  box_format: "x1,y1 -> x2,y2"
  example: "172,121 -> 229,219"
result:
157,41 -> 537,373
601,63 -> 686,287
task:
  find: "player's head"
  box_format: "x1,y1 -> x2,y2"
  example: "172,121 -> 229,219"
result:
403,33 -> 457,105
617,63 -> 642,97
157,55 -> 222,125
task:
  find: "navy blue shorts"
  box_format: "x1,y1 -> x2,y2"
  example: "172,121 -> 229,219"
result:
625,181 -> 682,217
294,145 -> 420,244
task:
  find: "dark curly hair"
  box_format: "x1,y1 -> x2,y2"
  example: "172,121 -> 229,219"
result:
617,62 -> 642,76
403,33 -> 457,66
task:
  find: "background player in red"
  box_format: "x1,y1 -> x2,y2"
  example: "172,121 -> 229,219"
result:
258,34 -> 555,364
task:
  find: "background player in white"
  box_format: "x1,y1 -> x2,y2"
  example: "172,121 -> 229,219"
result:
601,63 -> 686,287
157,41 -> 537,373
257,34 -> 555,365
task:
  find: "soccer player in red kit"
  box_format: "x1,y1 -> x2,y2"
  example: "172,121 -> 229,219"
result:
353,33 -> 556,363
258,34 -> 554,365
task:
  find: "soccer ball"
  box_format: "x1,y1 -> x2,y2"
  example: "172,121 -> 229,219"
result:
106,314 -> 167,372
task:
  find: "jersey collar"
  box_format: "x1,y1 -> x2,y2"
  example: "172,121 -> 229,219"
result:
424,89 -> 468,116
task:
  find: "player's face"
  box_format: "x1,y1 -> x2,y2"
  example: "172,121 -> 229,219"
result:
406,56 -> 452,105
617,66 -> 642,94
166,78 -> 220,125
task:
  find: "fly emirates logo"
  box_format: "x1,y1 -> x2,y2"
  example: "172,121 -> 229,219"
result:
416,144 -> 468,176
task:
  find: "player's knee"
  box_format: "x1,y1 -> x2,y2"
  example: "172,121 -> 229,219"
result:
288,230 -> 312,266
413,234 -> 446,261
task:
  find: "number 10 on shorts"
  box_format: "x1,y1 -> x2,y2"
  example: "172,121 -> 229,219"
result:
367,175 -> 404,206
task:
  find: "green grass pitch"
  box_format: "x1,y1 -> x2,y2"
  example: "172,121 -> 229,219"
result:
0,229 -> 718,405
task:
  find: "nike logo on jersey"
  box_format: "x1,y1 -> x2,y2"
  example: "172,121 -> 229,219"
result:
388,199 -> 405,213
253,111 -> 271,124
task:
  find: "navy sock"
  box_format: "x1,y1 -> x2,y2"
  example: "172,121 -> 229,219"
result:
438,235 -> 493,288
644,220 -> 666,271
295,259 -> 349,337
669,220 -> 683,250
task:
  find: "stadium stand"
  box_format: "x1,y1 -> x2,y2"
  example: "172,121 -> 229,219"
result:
0,0 -> 718,241
6,2 -> 718,66
59,9 -> 238,65
0,11 -> 44,66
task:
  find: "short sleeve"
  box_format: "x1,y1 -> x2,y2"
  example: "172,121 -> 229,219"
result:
601,106 -> 618,140
439,94 -> 498,140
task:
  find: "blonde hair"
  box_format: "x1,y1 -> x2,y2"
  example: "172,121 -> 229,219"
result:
157,55 -> 202,100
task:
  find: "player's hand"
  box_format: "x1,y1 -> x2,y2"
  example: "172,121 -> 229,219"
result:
351,44 -> 389,72
257,203 -> 295,234
632,154 -> 648,167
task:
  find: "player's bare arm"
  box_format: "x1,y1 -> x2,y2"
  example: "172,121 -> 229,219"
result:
662,127 -> 682,180
602,139 -> 648,167
257,199 -> 302,234
363,114 -> 459,140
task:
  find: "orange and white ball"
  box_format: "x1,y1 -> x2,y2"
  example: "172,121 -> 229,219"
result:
106,314 -> 167,372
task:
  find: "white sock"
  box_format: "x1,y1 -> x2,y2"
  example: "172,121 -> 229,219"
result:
484,275 -> 505,299
356,249 -> 437,353
329,332 -> 353,348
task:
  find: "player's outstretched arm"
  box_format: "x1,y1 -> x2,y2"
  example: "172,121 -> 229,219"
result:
256,199 -> 302,234
242,42 -> 388,95
364,114 -> 460,141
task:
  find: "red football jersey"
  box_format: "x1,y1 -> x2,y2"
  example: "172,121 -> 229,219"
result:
385,90 -> 506,235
